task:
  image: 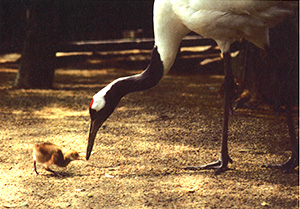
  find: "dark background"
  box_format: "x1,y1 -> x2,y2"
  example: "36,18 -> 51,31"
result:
0,0 -> 154,53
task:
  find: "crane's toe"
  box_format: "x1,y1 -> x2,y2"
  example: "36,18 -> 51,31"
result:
263,153 -> 299,173
184,155 -> 233,175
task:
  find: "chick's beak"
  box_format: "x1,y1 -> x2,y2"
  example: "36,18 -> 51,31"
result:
86,118 -> 103,160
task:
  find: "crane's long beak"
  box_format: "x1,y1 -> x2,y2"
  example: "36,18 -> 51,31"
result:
86,119 -> 103,160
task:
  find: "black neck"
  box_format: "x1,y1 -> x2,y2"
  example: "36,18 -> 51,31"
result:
106,46 -> 164,102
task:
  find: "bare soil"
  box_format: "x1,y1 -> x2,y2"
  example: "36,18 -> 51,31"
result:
0,51 -> 298,208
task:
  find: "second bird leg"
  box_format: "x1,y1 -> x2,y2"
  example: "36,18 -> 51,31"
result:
185,52 -> 234,174
264,104 -> 299,173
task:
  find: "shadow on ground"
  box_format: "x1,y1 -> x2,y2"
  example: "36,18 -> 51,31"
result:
0,51 -> 298,208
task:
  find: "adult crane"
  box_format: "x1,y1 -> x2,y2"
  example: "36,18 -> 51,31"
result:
86,0 -> 298,174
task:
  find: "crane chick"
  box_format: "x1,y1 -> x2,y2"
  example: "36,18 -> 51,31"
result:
33,142 -> 83,176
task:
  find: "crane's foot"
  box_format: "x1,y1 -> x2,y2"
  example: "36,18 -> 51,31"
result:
184,154 -> 233,175
263,153 -> 299,173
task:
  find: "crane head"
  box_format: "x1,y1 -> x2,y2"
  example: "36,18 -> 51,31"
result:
86,46 -> 163,160
86,92 -> 120,160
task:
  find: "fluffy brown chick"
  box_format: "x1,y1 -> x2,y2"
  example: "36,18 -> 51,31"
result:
33,142 -> 83,176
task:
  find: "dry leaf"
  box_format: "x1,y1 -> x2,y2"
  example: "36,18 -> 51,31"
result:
261,202 -> 270,206
105,173 -> 114,178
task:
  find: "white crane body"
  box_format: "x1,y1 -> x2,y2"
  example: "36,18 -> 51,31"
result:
86,0 -> 298,173
154,0 -> 295,75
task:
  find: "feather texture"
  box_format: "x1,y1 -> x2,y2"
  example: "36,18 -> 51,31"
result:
154,0 -> 296,68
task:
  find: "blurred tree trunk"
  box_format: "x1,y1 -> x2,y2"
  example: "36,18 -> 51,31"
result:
14,0 -> 59,89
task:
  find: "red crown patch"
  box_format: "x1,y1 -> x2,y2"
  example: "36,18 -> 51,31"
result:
89,99 -> 94,108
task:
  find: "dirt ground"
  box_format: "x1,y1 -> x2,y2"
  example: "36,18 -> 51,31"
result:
0,50 -> 299,208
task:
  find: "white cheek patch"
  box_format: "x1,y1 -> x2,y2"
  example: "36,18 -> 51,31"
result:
91,95 -> 106,112
91,77 -> 126,112
91,87 -> 109,112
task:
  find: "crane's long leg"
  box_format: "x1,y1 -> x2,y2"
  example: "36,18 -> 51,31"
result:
264,104 -> 299,172
262,47 -> 299,172
185,52 -> 234,174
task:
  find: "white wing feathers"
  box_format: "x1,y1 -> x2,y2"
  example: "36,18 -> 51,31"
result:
171,0 -> 295,51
